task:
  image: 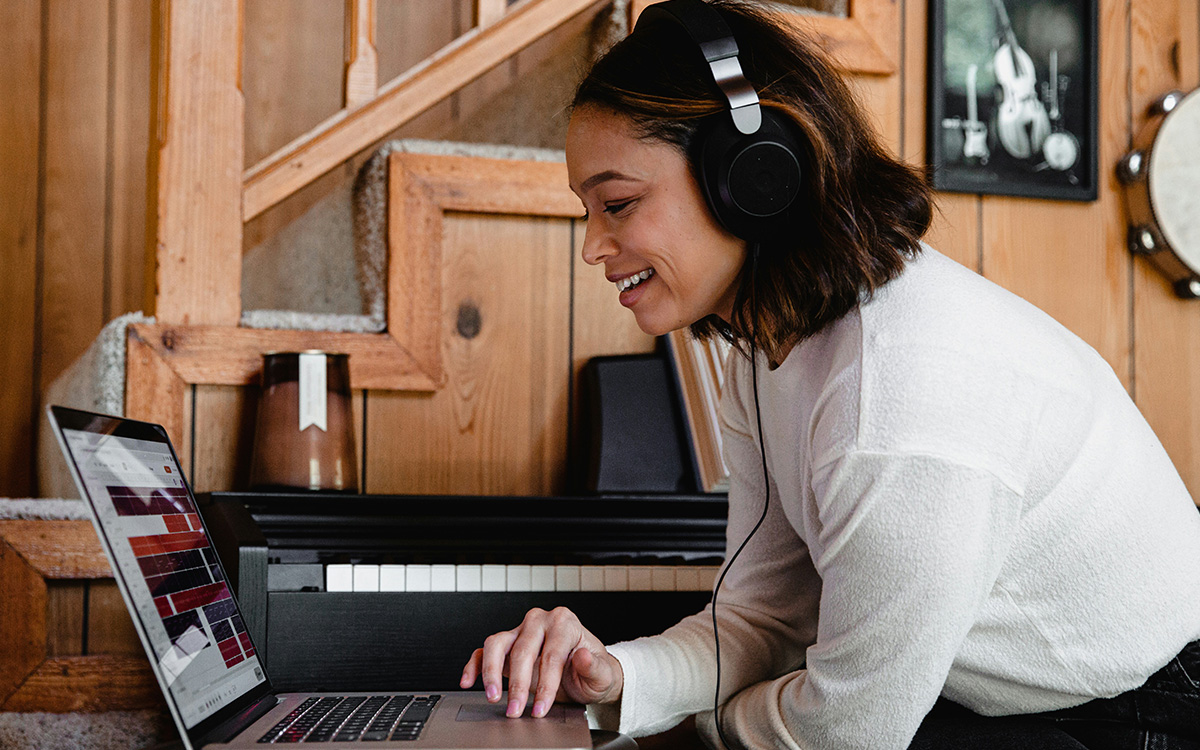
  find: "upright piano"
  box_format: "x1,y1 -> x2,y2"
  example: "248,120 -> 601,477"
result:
199,492 -> 727,692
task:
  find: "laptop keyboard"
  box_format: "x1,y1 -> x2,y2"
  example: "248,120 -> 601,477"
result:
258,694 -> 441,743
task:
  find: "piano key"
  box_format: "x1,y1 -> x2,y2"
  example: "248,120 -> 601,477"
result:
628,566 -> 653,591
506,565 -> 531,592
698,566 -> 720,591
555,566 -> 580,592
651,567 -> 676,592
327,564 -> 353,592
603,566 -> 628,592
530,566 -> 555,592
580,566 -> 605,592
353,565 -> 380,592
456,565 -> 482,592
268,563 -> 323,592
481,565 -> 506,592
380,565 -> 405,592
405,565 -> 432,592
430,565 -> 456,592
674,567 -> 699,592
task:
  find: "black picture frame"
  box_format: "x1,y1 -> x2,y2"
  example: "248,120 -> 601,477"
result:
928,0 -> 1098,201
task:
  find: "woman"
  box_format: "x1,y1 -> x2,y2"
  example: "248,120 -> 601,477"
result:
459,1 -> 1200,747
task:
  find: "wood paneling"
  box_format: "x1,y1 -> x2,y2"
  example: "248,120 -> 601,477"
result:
1131,0 -> 1200,497
108,0 -> 153,320
365,213 -> 572,495
0,0 -> 42,498
41,0 -> 110,392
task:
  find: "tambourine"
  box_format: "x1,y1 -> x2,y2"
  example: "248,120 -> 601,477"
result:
1118,89 -> 1200,299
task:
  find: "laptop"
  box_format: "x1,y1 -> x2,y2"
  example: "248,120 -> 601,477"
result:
47,405 -> 594,750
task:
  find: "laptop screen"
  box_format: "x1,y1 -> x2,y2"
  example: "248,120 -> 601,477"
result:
56,411 -> 268,730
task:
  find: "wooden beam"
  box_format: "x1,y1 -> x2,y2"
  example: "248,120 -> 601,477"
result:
242,0 -> 596,221
2,655 -> 162,712
150,0 -> 244,325
0,520 -> 110,580
344,0 -> 378,108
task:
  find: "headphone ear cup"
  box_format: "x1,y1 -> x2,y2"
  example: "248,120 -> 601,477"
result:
697,110 -> 804,240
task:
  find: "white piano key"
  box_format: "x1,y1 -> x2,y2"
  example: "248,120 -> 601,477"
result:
555,565 -> 581,592
506,565 -> 532,592
482,565 -> 507,591
531,566 -> 556,592
580,566 -> 605,592
380,565 -> 406,592
456,565 -> 482,592
431,564 -> 456,592
353,564 -> 380,592
628,566 -> 653,591
674,567 -> 701,591
603,566 -> 628,591
651,567 -> 676,592
698,566 -> 720,591
406,564 -> 432,592
326,564 -> 353,592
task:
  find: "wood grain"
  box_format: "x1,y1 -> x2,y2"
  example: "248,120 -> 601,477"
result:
0,520 -> 110,579
0,0 -> 41,497
150,0 -> 243,326
44,583 -> 85,657
107,0 -> 153,319
1130,0 -> 1200,498
345,0 -> 379,108
365,213 -> 572,495
2,655 -> 163,712
191,385 -> 256,494
40,0 -> 109,391
242,0 -> 597,220
126,327 -> 192,471
0,538 -> 46,707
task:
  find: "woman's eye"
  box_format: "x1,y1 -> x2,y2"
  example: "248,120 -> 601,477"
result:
604,201 -> 633,215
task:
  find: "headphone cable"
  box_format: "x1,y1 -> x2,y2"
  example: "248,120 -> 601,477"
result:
713,242 -> 772,750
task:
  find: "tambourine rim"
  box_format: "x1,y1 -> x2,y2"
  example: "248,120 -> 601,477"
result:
1147,89 -> 1200,276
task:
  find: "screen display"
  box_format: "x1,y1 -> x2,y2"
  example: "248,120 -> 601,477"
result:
61,427 -> 267,729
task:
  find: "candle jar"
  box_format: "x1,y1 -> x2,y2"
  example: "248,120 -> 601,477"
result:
248,351 -> 359,492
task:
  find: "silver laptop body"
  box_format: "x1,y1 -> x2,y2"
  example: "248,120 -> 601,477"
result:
48,405 -> 592,750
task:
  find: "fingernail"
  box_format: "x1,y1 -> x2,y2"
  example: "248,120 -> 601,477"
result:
485,684 -> 499,701
532,701 -> 546,718
507,699 -> 521,717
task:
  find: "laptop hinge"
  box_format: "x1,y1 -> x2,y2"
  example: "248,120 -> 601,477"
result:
195,694 -> 280,745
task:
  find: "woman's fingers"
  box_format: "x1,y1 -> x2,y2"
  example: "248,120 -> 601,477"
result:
480,629 -> 519,703
459,647 -> 484,690
530,608 -> 584,716
503,614 -> 549,717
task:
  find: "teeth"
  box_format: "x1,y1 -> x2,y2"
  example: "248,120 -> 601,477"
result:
615,269 -> 654,293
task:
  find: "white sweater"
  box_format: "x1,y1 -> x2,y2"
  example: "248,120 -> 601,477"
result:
595,247 -> 1200,749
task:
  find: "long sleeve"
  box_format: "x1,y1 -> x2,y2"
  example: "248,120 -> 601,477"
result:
601,378 -> 822,738
699,450 -> 1023,749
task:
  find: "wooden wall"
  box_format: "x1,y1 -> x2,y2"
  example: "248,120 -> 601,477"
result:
2,0 -> 1199,503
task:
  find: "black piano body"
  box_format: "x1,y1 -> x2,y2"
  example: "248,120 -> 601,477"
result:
199,492 -> 728,692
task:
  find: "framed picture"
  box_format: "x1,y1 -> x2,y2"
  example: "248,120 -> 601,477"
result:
928,0 -> 1098,201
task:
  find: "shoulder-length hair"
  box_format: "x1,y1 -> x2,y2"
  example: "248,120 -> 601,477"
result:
572,0 -> 933,361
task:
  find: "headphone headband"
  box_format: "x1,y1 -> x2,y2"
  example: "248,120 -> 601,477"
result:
636,0 -> 762,134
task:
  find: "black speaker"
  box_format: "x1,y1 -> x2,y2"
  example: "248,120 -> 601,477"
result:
581,354 -> 692,494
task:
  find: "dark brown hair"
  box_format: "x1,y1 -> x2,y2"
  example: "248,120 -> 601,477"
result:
573,0 -> 932,361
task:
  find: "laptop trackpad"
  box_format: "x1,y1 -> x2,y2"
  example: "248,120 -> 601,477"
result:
456,703 -> 568,723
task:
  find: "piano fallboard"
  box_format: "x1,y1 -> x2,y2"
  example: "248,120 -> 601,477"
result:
199,492 -> 728,692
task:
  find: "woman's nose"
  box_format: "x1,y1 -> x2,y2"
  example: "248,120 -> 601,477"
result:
580,223 -> 615,266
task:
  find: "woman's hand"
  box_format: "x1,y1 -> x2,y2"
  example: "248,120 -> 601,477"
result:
460,606 -> 624,718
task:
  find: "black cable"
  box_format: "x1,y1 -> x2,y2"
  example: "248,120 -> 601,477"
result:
713,242 -> 772,750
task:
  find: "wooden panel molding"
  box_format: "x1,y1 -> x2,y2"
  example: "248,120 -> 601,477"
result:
0,520 -> 159,712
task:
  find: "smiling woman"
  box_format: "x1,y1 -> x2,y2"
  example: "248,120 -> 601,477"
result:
459,2 -> 1200,749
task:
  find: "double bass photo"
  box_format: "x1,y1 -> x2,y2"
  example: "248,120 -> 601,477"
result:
928,0 -> 1097,200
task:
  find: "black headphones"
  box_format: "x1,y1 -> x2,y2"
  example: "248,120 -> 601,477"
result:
635,0 -> 805,241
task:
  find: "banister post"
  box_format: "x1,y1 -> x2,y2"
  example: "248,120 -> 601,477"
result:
148,0 -> 244,326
